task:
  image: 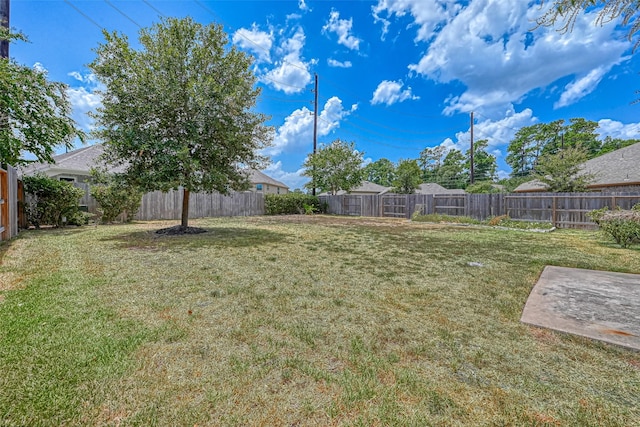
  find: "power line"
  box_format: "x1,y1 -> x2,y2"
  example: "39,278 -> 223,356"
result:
142,0 -> 165,18
104,0 -> 142,29
64,0 -> 105,31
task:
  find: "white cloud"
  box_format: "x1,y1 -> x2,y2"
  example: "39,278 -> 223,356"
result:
370,80 -> 419,105
327,58 -> 353,68
33,62 -> 47,73
265,96 -> 357,156
298,0 -> 309,12
264,161 -> 308,190
66,71 -> 103,132
439,107 -> 537,153
323,10 -> 362,50
375,0 -> 630,115
372,0 -> 459,42
554,66 -> 612,108
232,25 -> 274,63
597,119 -> 640,140
261,27 -> 312,94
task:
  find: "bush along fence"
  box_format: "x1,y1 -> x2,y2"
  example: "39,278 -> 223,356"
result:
0,165 -> 19,241
319,192 -> 640,229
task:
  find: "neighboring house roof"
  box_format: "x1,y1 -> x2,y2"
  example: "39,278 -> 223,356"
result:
416,183 -> 466,195
582,142 -> 640,187
514,142 -> 640,192
18,144 -> 108,177
19,144 -> 288,190
246,169 -> 289,189
319,181 -> 391,196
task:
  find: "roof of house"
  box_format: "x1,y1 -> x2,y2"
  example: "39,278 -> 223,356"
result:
582,141 -> 640,186
246,169 -> 289,189
514,142 -> 640,192
19,144 -> 288,189
319,181 -> 391,196
416,183 -> 466,194
18,144 -> 107,177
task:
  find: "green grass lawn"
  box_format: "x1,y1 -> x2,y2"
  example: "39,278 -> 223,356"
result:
1,215 -> 639,426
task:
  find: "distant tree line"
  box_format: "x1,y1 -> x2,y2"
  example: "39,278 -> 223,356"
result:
303,118 -> 640,195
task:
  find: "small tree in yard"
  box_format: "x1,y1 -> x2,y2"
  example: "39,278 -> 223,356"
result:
90,18 -> 272,233
90,169 -> 143,223
534,145 -> 594,192
303,139 -> 364,195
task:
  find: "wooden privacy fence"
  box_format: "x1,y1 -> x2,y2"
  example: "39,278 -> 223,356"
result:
320,192 -> 640,229
0,165 -> 19,241
136,190 -> 264,220
74,184 -> 265,221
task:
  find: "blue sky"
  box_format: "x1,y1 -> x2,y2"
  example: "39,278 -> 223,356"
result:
9,0 -> 640,189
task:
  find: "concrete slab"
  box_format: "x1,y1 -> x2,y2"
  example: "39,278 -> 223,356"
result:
521,266 -> 640,351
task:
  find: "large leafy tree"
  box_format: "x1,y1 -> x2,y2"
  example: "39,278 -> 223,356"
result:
418,145 -> 447,183
392,159 -> 422,194
598,135 -> 640,154
90,18 -> 272,229
363,158 -> 396,186
466,139 -> 497,183
536,1 -> 640,50
0,30 -> 83,167
506,122 -> 561,176
438,149 -> 467,189
303,139 -> 364,195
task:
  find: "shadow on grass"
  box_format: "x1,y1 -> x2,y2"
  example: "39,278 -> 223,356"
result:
100,226 -> 287,251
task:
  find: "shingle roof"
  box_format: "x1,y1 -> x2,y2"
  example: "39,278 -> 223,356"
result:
18,144 -> 107,177
19,144 -> 289,190
513,142 -> 640,192
416,183 -> 466,194
582,142 -> 640,186
245,169 -> 289,189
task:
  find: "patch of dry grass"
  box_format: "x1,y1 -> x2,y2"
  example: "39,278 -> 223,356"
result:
1,216 -> 639,426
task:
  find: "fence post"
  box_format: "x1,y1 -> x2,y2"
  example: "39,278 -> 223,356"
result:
612,195 -> 617,209
551,196 -> 557,227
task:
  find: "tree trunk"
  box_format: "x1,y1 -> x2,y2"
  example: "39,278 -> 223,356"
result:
181,187 -> 190,228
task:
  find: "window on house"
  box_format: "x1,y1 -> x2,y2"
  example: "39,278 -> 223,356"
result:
256,183 -> 263,191
277,187 -> 280,194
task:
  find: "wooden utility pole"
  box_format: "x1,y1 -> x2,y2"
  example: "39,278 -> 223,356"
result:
0,0 -> 9,59
470,111 -> 474,184
312,73 -> 318,196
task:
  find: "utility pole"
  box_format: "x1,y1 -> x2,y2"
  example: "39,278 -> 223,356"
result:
312,73 -> 318,196
0,0 -> 9,59
470,111 -> 474,185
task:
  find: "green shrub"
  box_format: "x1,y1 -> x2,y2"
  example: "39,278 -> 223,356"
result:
586,206 -> 610,225
265,193 -> 322,215
90,170 -> 143,223
23,174 -> 85,228
595,209 -> 640,248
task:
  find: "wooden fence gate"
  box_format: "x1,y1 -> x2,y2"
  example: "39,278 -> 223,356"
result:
382,195 -> 406,218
